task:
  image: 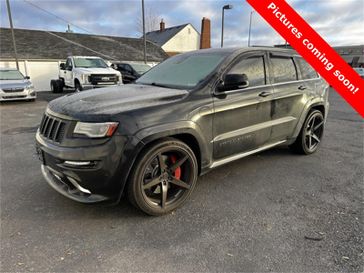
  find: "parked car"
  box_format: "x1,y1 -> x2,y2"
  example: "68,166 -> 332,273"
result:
0,68 -> 36,102
51,56 -> 122,93
112,62 -> 151,84
353,67 -> 364,79
36,47 -> 329,216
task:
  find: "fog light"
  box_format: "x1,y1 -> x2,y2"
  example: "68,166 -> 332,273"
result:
64,160 -> 92,166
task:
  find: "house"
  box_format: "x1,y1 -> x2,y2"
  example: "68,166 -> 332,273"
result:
0,27 -> 168,91
146,17 -> 211,56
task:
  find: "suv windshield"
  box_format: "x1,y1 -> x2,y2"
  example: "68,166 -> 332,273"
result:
74,58 -> 108,68
0,70 -> 25,80
136,52 -> 228,89
130,63 -> 151,74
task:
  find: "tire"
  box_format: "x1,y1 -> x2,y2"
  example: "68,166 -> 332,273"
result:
75,81 -> 83,92
56,80 -> 64,93
50,80 -> 63,93
127,138 -> 198,216
50,80 -> 58,93
290,109 -> 325,155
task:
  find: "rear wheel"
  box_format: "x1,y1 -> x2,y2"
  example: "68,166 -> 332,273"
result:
290,109 -> 324,155
127,138 -> 198,216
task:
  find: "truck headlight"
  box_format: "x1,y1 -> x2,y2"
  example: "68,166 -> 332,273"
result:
73,122 -> 118,138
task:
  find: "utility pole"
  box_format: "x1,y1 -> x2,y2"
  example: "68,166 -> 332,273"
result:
248,11 -> 254,47
6,0 -> 19,70
142,0 -> 147,64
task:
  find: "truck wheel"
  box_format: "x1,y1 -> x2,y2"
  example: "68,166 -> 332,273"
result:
127,138 -> 198,216
56,80 -> 63,93
50,80 -> 58,93
290,109 -> 324,155
75,81 -> 83,92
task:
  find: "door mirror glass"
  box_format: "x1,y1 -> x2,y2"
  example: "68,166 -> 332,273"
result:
59,63 -> 66,70
25,76 -> 30,80
218,74 -> 249,92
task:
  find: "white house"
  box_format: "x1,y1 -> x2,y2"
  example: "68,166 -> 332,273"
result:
146,18 -> 211,56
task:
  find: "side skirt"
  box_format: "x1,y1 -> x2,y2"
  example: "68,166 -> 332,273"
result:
209,140 -> 287,169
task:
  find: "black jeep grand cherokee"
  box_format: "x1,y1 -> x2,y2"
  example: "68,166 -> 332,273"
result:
36,48 -> 329,215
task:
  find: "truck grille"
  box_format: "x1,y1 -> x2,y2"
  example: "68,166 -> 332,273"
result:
88,74 -> 118,84
39,114 -> 66,143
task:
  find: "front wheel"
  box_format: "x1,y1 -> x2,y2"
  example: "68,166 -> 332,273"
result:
290,109 -> 325,155
127,138 -> 198,216
75,81 -> 83,92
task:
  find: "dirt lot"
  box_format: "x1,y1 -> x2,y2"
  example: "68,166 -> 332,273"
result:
0,89 -> 363,272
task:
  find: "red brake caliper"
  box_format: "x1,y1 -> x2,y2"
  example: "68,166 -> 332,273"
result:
170,155 -> 181,179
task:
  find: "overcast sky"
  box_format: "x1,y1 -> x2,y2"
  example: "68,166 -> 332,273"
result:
1,0 -> 363,47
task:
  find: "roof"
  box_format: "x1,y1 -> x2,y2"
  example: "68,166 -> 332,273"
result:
145,24 -> 191,46
0,27 -> 168,62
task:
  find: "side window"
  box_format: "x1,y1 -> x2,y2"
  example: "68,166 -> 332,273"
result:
296,58 -> 318,79
227,56 -> 266,87
65,58 -> 72,70
271,56 -> 297,83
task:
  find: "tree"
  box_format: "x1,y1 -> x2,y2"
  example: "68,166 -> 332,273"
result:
136,7 -> 160,35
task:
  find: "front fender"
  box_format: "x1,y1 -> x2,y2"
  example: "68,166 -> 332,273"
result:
134,121 -> 211,172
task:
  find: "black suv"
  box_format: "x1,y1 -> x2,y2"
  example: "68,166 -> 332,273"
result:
112,62 -> 151,84
36,48 -> 329,215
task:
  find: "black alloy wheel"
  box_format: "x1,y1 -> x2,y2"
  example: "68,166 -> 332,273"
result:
127,138 -> 198,216
291,110 -> 324,154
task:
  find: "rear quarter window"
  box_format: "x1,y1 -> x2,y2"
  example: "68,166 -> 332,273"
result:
271,56 -> 297,83
296,58 -> 318,79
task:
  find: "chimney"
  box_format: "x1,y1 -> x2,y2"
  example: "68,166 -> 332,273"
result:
160,19 -> 165,32
200,17 -> 211,49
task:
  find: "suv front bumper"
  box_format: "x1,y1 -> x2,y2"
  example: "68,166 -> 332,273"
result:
35,131 -> 128,204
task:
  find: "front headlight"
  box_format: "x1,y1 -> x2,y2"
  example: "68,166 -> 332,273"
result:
25,84 -> 34,90
73,122 -> 119,138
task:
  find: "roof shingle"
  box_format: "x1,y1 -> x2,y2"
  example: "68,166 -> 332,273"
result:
0,27 -> 168,62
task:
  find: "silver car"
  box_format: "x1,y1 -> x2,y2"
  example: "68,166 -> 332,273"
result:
0,68 -> 36,102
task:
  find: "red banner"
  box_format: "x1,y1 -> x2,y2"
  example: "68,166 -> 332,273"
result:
246,0 -> 364,118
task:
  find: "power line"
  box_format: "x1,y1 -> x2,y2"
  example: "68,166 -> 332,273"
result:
22,0 -> 93,34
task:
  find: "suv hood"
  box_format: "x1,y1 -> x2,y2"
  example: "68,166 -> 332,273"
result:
74,67 -> 119,74
48,84 -> 188,119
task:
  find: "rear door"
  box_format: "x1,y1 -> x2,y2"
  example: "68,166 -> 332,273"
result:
268,53 -> 306,142
212,51 -> 274,160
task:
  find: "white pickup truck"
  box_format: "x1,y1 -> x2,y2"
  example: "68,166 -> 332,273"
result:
51,56 -> 122,93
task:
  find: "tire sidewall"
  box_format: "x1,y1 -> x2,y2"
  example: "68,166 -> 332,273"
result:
301,110 -> 324,154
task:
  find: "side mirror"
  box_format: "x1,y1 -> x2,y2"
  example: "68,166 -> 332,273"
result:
66,66 -> 72,71
60,63 -> 66,70
25,76 -> 30,80
217,74 -> 249,92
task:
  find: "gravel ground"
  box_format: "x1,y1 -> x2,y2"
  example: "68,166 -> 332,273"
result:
0,89 -> 363,272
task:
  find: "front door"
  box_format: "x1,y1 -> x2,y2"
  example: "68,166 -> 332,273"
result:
212,52 -> 274,160
64,57 -> 73,87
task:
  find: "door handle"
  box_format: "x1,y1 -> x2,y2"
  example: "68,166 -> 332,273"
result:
258,91 -> 272,97
298,85 -> 307,90
64,71 -> 66,74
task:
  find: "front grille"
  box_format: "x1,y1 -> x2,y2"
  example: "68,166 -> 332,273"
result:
2,87 -> 24,93
88,74 -> 118,84
39,114 -> 66,143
